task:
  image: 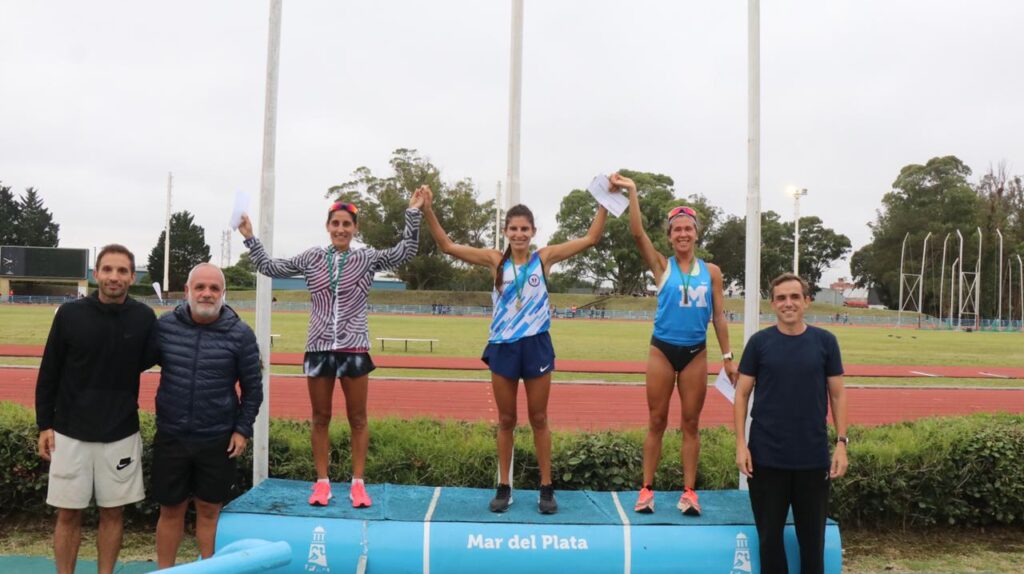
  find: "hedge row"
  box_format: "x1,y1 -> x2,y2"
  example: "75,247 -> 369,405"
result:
2,402 -> 1021,528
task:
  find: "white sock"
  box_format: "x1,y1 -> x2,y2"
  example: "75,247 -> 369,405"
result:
317,478 -> 330,485
352,478 -> 364,486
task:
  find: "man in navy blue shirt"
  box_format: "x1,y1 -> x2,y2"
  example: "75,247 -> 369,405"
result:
734,273 -> 849,574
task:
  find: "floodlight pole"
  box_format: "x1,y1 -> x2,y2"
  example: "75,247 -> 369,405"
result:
494,181 -> 502,250
973,227 -> 982,330
791,188 -> 807,275
163,172 -> 172,293
505,0 -> 524,207
253,0 -> 283,486
1008,258 -> 1014,328
740,0 -> 761,492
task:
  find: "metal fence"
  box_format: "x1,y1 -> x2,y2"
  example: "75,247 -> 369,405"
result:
6,296 -> 1023,331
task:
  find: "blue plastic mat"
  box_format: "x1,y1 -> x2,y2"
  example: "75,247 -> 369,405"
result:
224,478 -> 835,526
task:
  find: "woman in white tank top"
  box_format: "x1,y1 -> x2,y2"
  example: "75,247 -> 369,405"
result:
421,187 -> 608,514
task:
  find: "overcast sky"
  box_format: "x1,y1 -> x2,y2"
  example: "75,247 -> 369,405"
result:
2,1 -> 1022,285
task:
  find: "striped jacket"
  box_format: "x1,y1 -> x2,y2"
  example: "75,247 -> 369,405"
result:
244,208 -> 422,352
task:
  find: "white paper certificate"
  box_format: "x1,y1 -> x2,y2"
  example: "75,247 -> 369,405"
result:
714,367 -> 736,404
587,174 -> 629,217
229,190 -> 250,230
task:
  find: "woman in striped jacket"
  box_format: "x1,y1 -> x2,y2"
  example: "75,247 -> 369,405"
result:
238,186 -> 426,508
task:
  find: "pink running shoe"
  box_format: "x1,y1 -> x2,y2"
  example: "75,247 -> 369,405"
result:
350,481 -> 373,508
633,487 -> 655,513
677,487 -> 702,516
309,481 -> 333,506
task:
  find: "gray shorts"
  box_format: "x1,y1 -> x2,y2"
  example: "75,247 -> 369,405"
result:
46,431 -> 145,509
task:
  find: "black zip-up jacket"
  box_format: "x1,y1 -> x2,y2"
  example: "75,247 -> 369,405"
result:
151,303 -> 263,440
35,292 -> 156,442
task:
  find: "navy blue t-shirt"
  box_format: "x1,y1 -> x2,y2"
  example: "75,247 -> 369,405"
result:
738,324 -> 843,470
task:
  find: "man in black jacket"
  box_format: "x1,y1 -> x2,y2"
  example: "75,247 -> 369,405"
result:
149,263 -> 263,568
36,244 -> 156,574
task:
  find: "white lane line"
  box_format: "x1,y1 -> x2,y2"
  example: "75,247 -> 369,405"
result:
610,492 -> 632,574
423,487 -> 442,574
979,372 -> 1010,379
909,370 -> 939,377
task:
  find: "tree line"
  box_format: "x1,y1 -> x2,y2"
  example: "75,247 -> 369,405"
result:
851,156 -> 1024,317
0,183 -> 60,248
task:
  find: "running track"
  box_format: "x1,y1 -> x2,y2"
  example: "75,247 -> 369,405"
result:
2,367 -> 1021,430
2,345 -> 1024,379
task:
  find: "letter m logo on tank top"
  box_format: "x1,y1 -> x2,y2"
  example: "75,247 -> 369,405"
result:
679,285 -> 709,308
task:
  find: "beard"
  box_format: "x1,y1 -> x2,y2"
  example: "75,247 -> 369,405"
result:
189,296 -> 224,321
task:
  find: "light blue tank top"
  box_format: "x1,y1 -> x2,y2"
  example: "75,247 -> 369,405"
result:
489,252 -> 551,343
652,257 -> 713,346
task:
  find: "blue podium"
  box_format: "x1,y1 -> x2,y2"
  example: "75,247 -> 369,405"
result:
216,479 -> 842,573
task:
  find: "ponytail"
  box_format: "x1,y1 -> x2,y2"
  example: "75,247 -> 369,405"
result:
494,244 -> 512,293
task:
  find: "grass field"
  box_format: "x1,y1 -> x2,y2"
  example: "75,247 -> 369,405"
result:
3,304 -> 1021,365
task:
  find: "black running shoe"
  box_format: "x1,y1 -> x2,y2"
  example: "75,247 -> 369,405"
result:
489,484 -> 513,513
538,484 -> 558,514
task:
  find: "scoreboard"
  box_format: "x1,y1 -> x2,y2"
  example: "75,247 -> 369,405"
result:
0,246 -> 89,280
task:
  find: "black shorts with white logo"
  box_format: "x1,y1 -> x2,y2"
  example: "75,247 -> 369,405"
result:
650,336 -> 706,373
151,432 -> 237,505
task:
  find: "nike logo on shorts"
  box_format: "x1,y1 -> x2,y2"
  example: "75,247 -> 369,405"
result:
689,348 -> 700,354
539,365 -> 550,373
116,457 -> 133,471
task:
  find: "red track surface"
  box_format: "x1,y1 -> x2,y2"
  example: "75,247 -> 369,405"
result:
3,367 -> 1021,430
3,344 -> 1024,379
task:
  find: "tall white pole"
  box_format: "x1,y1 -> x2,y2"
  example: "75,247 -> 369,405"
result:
253,0 -> 283,486
956,229 -> 964,329
897,232 -> 908,326
996,230 -> 1003,325
791,188 -> 806,275
1017,255 -> 1023,329
918,232 -> 931,328
1008,258 -> 1014,328
494,181 -> 502,250
974,227 -> 982,330
740,0 -> 760,492
938,233 -> 949,320
505,0 -> 524,208
163,172 -> 172,293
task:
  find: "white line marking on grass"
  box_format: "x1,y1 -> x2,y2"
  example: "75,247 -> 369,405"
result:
611,492 -> 631,574
423,487 -> 441,574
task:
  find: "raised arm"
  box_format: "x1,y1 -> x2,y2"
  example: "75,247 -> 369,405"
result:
421,186 -> 502,269
539,204 -> 608,273
238,214 -> 309,278
614,173 -> 666,279
370,187 -> 427,271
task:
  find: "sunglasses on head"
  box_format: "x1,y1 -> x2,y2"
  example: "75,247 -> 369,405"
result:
667,205 -> 697,220
329,201 -> 359,215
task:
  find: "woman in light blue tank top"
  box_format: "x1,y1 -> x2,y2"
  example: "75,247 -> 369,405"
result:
612,173 -> 737,517
421,188 -> 608,515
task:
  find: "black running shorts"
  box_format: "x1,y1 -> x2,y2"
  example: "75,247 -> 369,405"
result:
151,432 -> 237,505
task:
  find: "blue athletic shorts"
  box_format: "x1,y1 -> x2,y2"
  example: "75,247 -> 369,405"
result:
481,331 -> 556,381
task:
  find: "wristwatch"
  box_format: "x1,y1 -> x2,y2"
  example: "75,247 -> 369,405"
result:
722,352 -> 734,361
836,436 -> 850,446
